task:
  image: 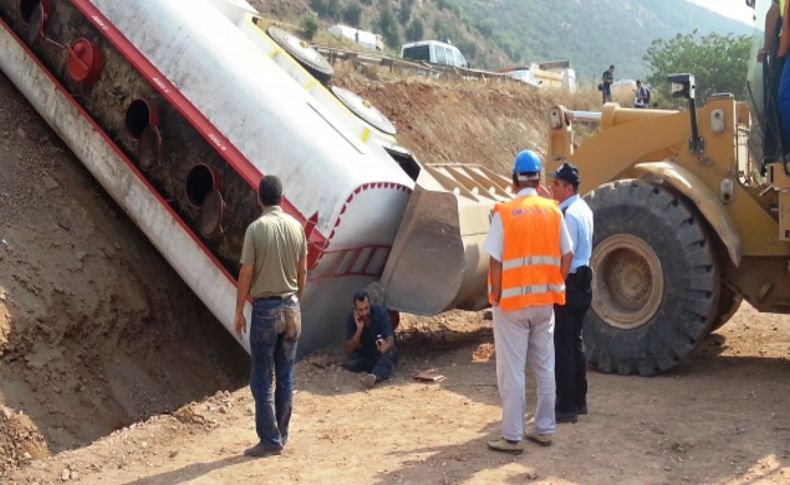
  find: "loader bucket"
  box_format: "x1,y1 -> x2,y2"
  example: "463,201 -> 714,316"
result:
380,164 -> 511,315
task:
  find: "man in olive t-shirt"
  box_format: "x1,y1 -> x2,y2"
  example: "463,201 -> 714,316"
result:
234,175 -> 307,458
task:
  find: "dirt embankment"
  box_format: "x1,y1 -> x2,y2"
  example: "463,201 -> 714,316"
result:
0,73 -> 249,472
338,74 -> 554,173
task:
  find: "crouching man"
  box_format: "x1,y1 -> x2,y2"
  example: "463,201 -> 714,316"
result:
344,290 -> 397,388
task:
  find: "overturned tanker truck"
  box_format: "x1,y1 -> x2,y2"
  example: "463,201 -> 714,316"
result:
0,0 -> 512,354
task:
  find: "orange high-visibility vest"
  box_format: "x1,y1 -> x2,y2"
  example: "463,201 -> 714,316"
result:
489,195 -> 566,311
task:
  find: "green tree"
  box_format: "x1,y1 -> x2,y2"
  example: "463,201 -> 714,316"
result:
342,0 -> 362,26
326,0 -> 341,19
455,38 -> 477,65
405,18 -> 424,42
310,0 -> 339,19
300,13 -> 320,40
644,30 -> 751,103
398,0 -> 414,25
309,0 -> 327,16
433,18 -> 456,43
378,1 -> 401,49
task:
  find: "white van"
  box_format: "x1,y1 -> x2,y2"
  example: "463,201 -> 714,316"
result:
328,24 -> 383,51
401,40 -> 468,68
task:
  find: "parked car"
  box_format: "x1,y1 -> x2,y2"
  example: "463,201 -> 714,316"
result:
401,40 -> 469,68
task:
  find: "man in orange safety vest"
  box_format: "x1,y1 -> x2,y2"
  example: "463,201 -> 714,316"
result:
483,149 -> 574,455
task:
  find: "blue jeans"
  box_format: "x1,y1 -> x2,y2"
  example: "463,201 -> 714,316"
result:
249,297 -> 299,450
344,348 -> 397,382
779,57 -> 790,146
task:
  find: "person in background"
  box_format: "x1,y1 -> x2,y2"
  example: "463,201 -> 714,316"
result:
601,65 -> 615,104
484,149 -> 574,455
633,80 -> 650,108
235,175 -> 307,458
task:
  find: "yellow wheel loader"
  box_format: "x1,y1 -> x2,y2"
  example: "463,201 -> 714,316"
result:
547,65 -> 790,375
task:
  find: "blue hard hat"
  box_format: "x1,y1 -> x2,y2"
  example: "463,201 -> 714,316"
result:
513,149 -> 542,175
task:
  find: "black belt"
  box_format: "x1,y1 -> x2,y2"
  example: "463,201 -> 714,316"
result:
257,295 -> 286,302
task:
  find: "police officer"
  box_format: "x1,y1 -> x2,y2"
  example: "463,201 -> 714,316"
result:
550,162 -> 593,424
484,149 -> 574,454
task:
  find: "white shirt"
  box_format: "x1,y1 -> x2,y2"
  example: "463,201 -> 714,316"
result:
559,194 -> 593,273
483,188 -> 573,262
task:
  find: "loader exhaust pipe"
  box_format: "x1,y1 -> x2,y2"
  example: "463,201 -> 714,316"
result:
569,110 -> 602,123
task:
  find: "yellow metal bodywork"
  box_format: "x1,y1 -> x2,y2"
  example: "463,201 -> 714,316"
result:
768,163 -> 790,241
547,97 -> 790,313
379,164 -> 512,315
548,99 -> 788,257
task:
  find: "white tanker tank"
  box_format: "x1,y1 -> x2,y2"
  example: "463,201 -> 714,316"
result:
0,0 -> 511,354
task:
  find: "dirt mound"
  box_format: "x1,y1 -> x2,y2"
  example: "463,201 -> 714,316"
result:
337,72 -> 555,173
0,72 -> 249,474
0,404 -> 48,472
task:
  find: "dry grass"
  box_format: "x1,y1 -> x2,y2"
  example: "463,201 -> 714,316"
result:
548,87 -> 603,112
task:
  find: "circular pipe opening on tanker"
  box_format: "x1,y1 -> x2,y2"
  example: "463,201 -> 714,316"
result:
200,190 -> 226,239
125,99 -> 158,139
19,0 -> 44,23
186,164 -> 222,208
21,0 -> 50,43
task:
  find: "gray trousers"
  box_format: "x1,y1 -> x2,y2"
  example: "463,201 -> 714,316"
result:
493,304 -> 556,440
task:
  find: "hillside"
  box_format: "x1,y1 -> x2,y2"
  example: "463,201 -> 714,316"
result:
251,0 -> 754,82
451,0 -> 755,80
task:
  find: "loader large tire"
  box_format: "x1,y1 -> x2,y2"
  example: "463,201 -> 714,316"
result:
583,179 -> 720,376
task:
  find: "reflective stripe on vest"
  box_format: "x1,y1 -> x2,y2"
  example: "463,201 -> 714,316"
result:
501,283 -> 566,299
502,255 -> 561,270
488,195 -> 566,310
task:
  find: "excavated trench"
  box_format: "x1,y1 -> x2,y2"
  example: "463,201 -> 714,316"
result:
0,73 -> 249,469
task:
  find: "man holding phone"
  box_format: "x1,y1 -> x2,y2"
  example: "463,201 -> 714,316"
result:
344,289 -> 397,388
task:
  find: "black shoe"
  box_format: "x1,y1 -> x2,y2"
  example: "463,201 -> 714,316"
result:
555,411 -> 578,424
577,405 -> 588,415
244,443 -> 282,458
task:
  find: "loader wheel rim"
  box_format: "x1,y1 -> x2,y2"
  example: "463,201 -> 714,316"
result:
591,234 -> 664,330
